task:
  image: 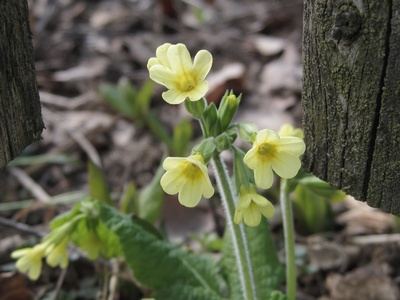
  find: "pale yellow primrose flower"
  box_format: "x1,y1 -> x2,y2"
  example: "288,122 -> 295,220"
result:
11,243 -> 48,280
234,185 -> 275,227
244,129 -> 305,189
45,237 -> 69,268
278,123 -> 304,139
160,154 -> 214,207
147,43 -> 212,105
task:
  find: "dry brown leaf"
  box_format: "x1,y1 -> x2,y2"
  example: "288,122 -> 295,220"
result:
336,197 -> 395,235
326,264 -> 399,300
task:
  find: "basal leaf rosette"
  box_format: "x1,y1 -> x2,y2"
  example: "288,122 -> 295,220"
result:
147,43 -> 212,104
244,129 -> 305,189
160,154 -> 214,207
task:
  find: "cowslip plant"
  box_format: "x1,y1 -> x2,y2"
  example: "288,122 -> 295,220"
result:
148,43 -> 305,299
11,43 -> 345,300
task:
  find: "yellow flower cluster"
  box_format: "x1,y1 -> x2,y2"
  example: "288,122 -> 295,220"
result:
147,43 -> 212,104
148,43 -> 306,227
11,237 -> 70,281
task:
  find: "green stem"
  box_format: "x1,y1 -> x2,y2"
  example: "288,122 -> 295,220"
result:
211,153 -> 257,300
280,178 -> 296,300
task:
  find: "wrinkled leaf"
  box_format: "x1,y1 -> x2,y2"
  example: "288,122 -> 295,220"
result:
99,203 -> 226,299
222,219 -> 284,300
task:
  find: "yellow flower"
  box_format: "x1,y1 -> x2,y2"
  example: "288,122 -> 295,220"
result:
45,237 -> 69,268
11,243 -> 48,280
147,43 -> 212,105
160,154 -> 214,207
234,185 -> 275,227
278,124 -> 304,139
244,129 -> 305,189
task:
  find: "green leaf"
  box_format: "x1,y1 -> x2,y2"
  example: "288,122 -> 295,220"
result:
88,161 -> 113,206
99,203 -> 226,300
137,163 -> 165,223
119,182 -> 138,215
292,184 -> 333,234
222,219 -> 284,300
146,111 -> 174,151
99,84 -> 137,119
296,175 -> 346,201
8,153 -> 79,167
136,79 -> 155,115
172,118 -> 193,156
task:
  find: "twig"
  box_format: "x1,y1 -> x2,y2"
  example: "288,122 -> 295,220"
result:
352,234 -> 400,245
40,91 -> 96,110
8,167 -> 51,204
0,215 -> 46,237
42,107 -> 102,168
51,267 -> 68,300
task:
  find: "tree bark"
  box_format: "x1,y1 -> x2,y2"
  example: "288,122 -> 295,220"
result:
302,0 -> 400,215
0,0 -> 43,170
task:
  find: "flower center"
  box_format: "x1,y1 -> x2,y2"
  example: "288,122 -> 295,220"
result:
178,73 -> 196,92
257,143 -> 276,160
183,162 -> 201,179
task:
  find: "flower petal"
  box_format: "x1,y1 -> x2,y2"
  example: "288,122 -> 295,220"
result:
193,50 -> 212,81
256,129 -> 279,144
254,163 -> 274,189
234,209 -> 244,224
243,146 -> 258,169
243,203 -> 262,227
155,43 -> 172,68
250,193 -> 270,207
186,81 -> 209,102
149,65 -> 177,90
259,201 -> 275,218
168,44 -> 193,75
162,89 -> 188,104
271,152 -> 302,179
160,170 -> 185,195
162,157 -> 186,170
27,261 -> 42,281
277,137 -> 306,156
179,180 -> 202,207
201,175 -> 214,198
237,193 -> 252,209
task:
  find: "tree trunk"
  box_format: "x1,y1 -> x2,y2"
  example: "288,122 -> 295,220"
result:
302,0 -> 400,215
0,0 -> 43,170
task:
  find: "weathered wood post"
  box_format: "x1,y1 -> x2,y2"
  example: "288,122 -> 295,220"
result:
302,0 -> 400,215
0,0 -> 43,169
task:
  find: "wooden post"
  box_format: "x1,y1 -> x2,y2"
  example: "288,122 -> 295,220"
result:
302,0 -> 400,215
0,0 -> 43,169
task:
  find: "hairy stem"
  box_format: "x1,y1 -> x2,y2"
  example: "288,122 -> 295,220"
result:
280,178 -> 296,300
211,153 -> 257,300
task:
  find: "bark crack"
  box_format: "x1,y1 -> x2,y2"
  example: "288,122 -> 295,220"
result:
363,1 -> 392,202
